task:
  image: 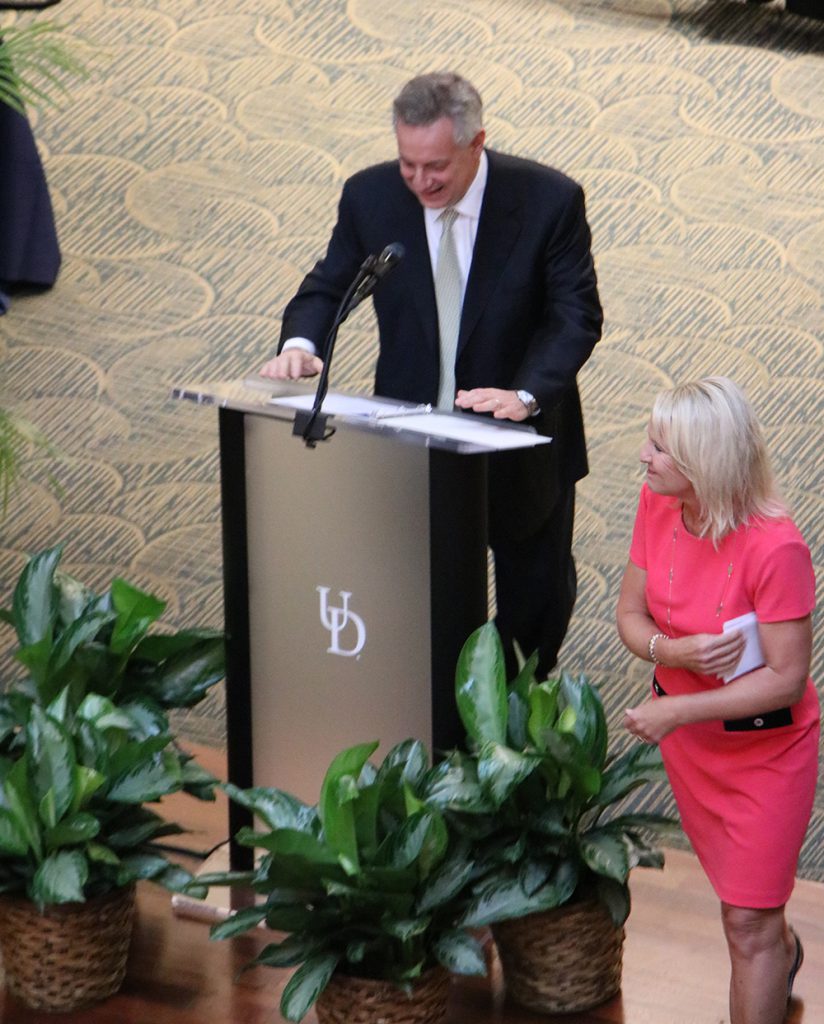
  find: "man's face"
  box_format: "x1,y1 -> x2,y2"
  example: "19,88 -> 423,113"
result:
396,117 -> 485,209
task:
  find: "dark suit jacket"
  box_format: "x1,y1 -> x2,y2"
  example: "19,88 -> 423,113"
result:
280,149 -> 603,540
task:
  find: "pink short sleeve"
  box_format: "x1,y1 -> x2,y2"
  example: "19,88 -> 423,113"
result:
750,533 -> 815,623
629,486 -> 650,570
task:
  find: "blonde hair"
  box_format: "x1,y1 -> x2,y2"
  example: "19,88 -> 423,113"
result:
650,376 -> 786,544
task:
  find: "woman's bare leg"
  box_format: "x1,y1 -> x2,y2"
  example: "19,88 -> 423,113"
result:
721,902 -> 796,1024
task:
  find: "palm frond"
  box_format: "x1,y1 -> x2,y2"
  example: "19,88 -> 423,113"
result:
0,408 -> 62,515
0,22 -> 89,114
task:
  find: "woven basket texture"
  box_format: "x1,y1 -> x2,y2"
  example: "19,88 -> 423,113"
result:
0,885 -> 136,1012
492,899 -> 625,1013
315,966 -> 450,1024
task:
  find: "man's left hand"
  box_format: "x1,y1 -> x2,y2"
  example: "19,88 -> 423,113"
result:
455,388 -> 530,421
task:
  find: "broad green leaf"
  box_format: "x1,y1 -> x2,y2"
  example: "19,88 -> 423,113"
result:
477,742 -> 537,806
39,788 -> 58,830
11,545 -> 62,647
265,903 -> 321,932
422,754 -> 492,812
506,689 -> 529,749
527,679 -> 560,749
510,650 -> 539,702
32,849 -> 88,904
14,637 -> 52,693
209,904 -> 269,940
109,578 -> 166,655
138,637 -> 225,708
45,812 -> 100,850
376,810 -> 447,876
5,755 -> 43,860
532,802 -> 570,838
115,852 -> 170,884
416,844 -> 473,913
319,741 -> 379,875
76,693 -> 133,730
180,757 -> 218,791
377,739 -> 429,791
48,610 -> 114,682
541,730 -> 602,800
596,875 -> 631,927
255,829 -> 340,873
223,783 -> 313,832
71,765 -> 106,811
45,686 -> 70,726
280,953 -> 339,1023
352,781 -> 381,861
455,623 -> 507,746
118,698 -> 168,738
382,916 -> 429,941
557,705 -> 577,733
559,673 -> 608,769
460,875 -> 564,928
86,842 -> 120,865
433,929 -> 487,975
133,627 -> 223,662
153,863 -> 197,893
0,807 -> 30,855
597,744 -> 666,807
28,705 -> 76,824
578,829 -> 630,883
107,751 -> 183,803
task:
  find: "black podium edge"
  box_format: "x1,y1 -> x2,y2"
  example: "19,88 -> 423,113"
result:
218,407 -> 255,870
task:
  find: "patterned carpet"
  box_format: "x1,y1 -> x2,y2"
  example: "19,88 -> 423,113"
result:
1,0 -> 822,877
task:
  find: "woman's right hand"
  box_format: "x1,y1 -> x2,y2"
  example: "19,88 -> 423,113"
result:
658,629 -> 745,677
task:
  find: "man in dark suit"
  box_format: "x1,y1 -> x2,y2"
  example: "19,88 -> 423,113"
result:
262,71 -> 602,677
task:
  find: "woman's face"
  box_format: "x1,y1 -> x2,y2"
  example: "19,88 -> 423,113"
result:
640,423 -> 695,502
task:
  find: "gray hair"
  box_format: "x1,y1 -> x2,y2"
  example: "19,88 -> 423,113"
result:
392,72 -> 483,145
650,376 -> 786,545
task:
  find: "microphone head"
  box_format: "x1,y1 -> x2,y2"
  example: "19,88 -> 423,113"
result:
374,242 -> 406,277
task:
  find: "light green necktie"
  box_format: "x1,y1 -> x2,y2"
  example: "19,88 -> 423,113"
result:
434,207 -> 463,410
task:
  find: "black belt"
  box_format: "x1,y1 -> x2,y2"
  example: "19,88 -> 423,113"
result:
652,675 -> 793,732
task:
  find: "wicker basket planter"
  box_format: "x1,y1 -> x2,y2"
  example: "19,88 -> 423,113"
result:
0,885 -> 136,1013
315,966 -> 451,1024
492,899 -> 624,1014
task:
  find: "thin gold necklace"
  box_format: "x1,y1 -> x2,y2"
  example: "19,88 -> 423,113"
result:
666,524 -> 734,632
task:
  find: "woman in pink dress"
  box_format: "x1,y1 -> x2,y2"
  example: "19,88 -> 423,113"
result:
616,376 -> 819,1024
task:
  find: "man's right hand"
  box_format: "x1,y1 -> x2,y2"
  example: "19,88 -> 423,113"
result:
260,350 -> 323,380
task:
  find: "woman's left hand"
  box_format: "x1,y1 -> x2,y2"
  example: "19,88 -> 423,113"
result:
624,699 -> 681,744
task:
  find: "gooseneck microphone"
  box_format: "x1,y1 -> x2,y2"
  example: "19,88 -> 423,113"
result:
296,243 -> 406,446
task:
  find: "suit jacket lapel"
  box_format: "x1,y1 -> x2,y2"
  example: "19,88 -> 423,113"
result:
459,153 -> 522,353
392,184 -> 439,348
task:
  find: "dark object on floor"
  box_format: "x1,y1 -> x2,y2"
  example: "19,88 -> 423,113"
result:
786,0 -> 824,18
787,928 -> 804,1004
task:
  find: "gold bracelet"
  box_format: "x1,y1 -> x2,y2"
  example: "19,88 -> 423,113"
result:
648,632 -> 668,665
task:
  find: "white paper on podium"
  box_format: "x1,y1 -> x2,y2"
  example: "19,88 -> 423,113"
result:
722,611 -> 765,682
271,393 -> 393,418
269,393 -> 552,450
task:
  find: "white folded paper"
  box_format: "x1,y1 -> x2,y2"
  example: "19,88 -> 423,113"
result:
722,611 -> 765,683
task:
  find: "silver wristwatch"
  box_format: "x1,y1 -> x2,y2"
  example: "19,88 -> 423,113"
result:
516,389 -> 539,417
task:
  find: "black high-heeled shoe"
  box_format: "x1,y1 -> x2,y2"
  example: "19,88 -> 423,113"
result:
787,928 -> 804,1004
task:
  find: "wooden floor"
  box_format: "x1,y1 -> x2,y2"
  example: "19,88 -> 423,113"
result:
1,745 -> 821,1024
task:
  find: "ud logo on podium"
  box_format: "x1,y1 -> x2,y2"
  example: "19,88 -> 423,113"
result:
317,586 -> 366,657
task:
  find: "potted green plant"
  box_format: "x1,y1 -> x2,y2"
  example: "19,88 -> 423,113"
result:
200,738 -> 491,1024
421,622 -> 676,1014
0,544 -> 224,1011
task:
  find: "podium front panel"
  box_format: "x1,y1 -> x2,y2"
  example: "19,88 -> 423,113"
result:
243,413 -> 433,803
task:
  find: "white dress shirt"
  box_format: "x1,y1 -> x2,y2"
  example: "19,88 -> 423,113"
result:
282,153 -> 489,357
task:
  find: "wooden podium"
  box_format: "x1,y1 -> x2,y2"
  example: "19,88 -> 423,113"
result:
175,381 -> 551,867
